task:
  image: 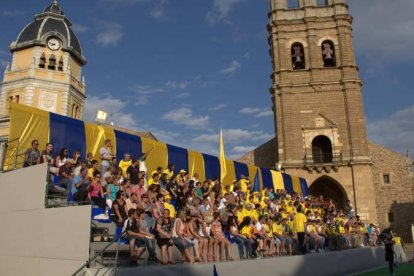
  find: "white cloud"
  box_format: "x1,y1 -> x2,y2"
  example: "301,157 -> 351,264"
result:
72,23 -> 88,34
239,106 -> 273,117
232,145 -> 255,155
100,0 -> 152,7
243,52 -> 250,60
240,107 -> 262,114
208,103 -> 227,111
131,85 -> 165,95
220,60 -> 241,75
349,0 -> 414,62
367,104 -> 414,159
150,0 -> 169,20
206,0 -> 244,25
175,93 -> 190,99
255,110 -> 273,118
166,80 -> 191,90
162,107 -> 210,129
95,20 -> 124,47
84,95 -> 138,129
2,10 -> 24,17
193,128 -> 273,143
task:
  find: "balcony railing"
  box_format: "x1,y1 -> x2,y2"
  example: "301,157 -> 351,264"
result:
304,152 -> 343,166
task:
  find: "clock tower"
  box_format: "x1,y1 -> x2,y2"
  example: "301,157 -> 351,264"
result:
0,0 -> 87,119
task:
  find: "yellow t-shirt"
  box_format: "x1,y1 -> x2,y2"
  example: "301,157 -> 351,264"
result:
338,225 -> 346,234
241,225 -> 253,239
272,222 -> 284,236
148,178 -> 159,186
163,169 -> 174,181
118,160 -> 132,176
292,213 -> 307,233
264,224 -> 273,238
88,168 -> 94,178
392,236 -> 401,245
240,179 -> 248,193
164,202 -> 175,218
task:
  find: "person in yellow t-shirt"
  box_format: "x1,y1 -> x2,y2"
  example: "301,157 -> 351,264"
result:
163,194 -> 175,218
163,164 -> 175,182
239,216 -> 259,258
239,177 -> 250,194
148,172 -> 159,186
272,219 -> 285,255
292,207 -> 307,254
88,160 -> 99,179
149,166 -> 163,182
118,153 -> 132,177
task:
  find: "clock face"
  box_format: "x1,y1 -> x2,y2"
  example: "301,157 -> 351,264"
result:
47,38 -> 61,51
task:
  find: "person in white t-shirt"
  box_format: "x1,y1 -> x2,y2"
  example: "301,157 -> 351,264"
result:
100,139 -> 112,175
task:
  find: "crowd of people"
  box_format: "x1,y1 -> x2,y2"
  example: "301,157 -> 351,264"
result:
23,139 -> 407,266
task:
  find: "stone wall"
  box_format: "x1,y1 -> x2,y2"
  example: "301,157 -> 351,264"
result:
368,141 -> 414,242
238,137 -> 277,168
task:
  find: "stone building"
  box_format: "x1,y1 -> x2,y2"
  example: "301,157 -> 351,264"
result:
240,0 -> 414,241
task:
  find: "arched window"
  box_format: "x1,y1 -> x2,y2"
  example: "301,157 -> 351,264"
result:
48,54 -> 56,70
321,40 -> 336,67
39,53 -> 46,69
291,42 -> 305,70
58,57 -> 64,72
312,135 -> 333,163
287,0 -> 300,9
317,0 -> 329,6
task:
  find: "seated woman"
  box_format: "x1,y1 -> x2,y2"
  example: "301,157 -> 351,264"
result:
187,212 -> 206,262
239,216 -> 259,259
211,212 -> 234,261
172,210 -> 194,264
111,191 -> 128,227
155,209 -> 175,265
227,215 -> 252,260
89,171 -> 107,219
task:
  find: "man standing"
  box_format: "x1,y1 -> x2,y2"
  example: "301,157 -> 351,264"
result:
100,139 -> 112,176
127,158 -> 141,186
292,206 -> 307,254
24,139 -> 41,167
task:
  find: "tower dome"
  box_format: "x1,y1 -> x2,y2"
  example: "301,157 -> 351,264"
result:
11,0 -> 86,65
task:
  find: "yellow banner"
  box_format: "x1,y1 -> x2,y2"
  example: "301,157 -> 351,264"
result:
271,170 -> 284,191
84,122 -> 116,164
6,103 -> 50,169
222,159 -> 236,186
141,137 -> 168,175
188,149 -> 205,182
291,175 -> 302,194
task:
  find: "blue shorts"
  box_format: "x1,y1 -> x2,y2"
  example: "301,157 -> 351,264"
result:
173,237 -> 192,253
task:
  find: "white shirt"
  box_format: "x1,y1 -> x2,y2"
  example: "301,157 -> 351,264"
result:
100,147 -> 112,166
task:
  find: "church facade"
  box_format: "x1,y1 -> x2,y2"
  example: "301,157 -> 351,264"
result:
240,0 -> 414,241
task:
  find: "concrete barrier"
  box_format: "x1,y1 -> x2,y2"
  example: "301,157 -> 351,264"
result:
87,246 -> 387,276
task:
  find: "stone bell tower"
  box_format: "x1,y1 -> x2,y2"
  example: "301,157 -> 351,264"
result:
267,0 -> 377,221
0,0 -> 87,119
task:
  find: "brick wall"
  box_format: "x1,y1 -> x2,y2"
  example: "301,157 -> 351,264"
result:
369,141 -> 414,242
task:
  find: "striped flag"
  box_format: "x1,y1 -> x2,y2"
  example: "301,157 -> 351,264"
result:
253,170 -> 260,192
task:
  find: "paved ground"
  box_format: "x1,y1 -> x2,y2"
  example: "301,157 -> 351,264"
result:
357,263 -> 414,276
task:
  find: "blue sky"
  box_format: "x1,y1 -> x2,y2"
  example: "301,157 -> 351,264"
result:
1,0 -> 413,160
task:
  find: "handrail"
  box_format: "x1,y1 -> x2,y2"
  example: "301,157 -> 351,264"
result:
71,231 -> 126,276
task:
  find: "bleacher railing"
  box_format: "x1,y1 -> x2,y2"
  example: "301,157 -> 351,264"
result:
1,137 -> 24,172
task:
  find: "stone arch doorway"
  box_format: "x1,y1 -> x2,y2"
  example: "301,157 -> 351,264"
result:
312,135 -> 333,163
309,176 -> 348,209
